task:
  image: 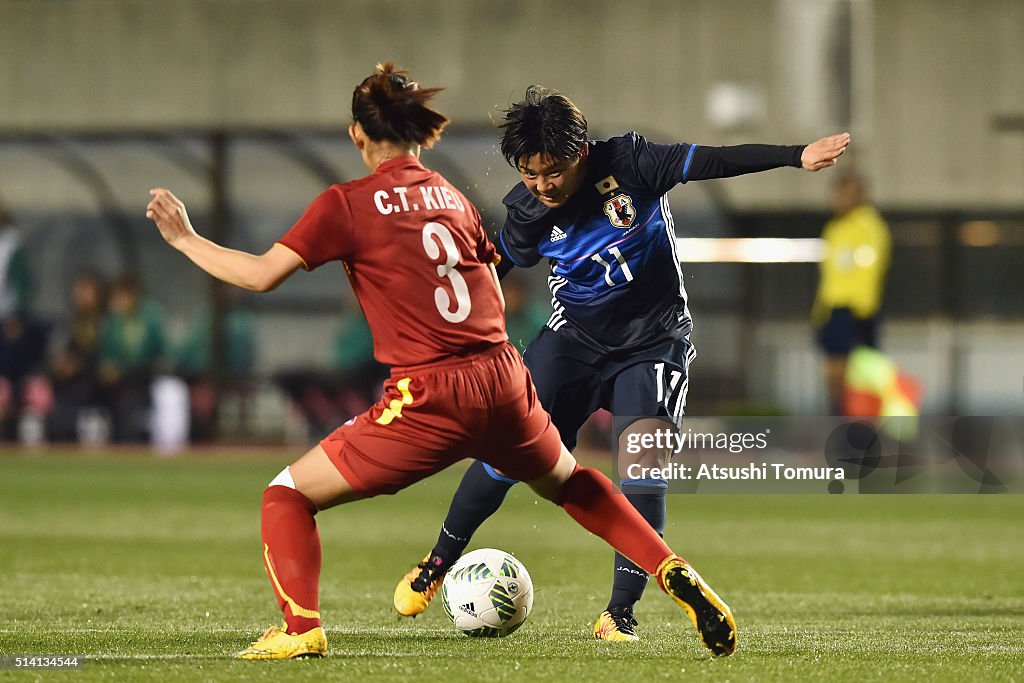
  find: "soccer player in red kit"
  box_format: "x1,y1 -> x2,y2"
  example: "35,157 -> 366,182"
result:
145,63 -> 736,660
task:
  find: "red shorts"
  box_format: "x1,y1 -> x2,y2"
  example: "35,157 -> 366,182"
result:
321,342 -> 563,496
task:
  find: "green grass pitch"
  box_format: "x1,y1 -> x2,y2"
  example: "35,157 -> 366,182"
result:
1,450 -> 1022,681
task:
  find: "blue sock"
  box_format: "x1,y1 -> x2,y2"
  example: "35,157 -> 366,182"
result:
431,460 -> 517,563
608,478 -> 667,612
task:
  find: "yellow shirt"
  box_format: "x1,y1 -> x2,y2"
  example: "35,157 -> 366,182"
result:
814,204 -> 891,323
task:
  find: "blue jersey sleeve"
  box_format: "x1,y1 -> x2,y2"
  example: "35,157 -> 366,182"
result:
622,131 -> 805,190
625,131 -> 692,196
681,143 -> 805,180
498,215 -> 542,268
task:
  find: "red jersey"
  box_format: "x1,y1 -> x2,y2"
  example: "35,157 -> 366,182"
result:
278,155 -> 507,367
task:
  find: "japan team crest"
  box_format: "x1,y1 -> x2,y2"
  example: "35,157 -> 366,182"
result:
603,194 -> 636,229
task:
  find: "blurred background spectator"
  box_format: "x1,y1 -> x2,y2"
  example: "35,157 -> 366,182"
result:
0,199 -> 31,319
48,271 -> 109,442
0,198 -> 50,442
98,275 -> 167,442
812,172 -> 891,415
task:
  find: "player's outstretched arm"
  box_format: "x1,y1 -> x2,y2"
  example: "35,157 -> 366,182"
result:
146,188 -> 303,292
682,132 -> 850,181
800,132 -> 850,171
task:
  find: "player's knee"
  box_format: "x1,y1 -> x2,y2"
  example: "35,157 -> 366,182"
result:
526,446 -> 577,501
616,420 -> 672,481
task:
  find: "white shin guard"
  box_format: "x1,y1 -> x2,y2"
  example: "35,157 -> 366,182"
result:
269,467 -> 296,489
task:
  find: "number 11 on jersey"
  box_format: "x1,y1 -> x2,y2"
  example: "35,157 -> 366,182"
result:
591,246 -> 635,287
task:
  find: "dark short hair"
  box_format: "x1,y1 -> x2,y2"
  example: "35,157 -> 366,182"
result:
498,86 -> 588,168
351,63 -> 449,148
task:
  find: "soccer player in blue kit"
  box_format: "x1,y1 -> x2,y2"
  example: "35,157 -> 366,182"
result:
395,86 -> 849,641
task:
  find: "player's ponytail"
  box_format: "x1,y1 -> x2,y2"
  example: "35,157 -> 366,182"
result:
351,63 -> 449,148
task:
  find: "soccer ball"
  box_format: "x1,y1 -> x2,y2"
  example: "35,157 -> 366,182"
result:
441,548 -> 533,637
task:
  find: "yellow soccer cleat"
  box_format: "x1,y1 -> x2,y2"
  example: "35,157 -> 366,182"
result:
234,624 -> 327,660
393,552 -> 449,617
657,556 -> 737,657
593,607 -> 641,642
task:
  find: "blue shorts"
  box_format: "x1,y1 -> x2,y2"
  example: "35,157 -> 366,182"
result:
522,328 -> 696,451
817,307 -> 878,356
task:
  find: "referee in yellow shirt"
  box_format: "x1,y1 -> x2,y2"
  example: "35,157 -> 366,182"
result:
813,172 -> 891,414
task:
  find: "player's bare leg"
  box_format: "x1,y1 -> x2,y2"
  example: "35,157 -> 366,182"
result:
289,444 -> 366,509
528,445 -> 737,657
237,445 -> 364,660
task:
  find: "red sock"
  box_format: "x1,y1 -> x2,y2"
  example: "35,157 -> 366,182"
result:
261,486 -> 322,634
555,467 -> 680,574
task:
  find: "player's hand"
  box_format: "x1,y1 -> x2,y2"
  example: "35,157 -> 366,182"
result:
146,188 -> 197,247
801,133 -> 850,171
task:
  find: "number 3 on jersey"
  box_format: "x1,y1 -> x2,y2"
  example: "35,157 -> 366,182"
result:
422,222 -> 472,323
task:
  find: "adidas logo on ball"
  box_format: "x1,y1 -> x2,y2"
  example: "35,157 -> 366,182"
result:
442,549 -> 534,637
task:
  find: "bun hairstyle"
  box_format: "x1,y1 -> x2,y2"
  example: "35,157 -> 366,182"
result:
351,63 -> 449,148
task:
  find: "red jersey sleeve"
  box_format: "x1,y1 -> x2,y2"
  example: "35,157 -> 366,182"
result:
277,186 -> 353,270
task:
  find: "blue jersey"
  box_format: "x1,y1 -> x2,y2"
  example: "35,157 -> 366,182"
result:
498,132 -> 804,354
499,132 -> 693,354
